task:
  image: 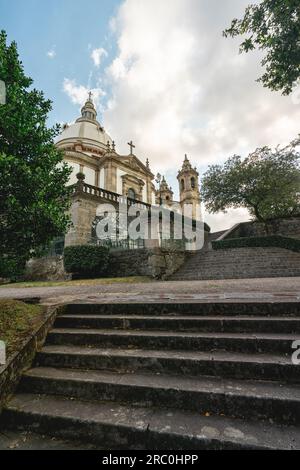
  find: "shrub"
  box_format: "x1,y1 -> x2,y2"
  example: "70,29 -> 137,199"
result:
212,236 -> 300,253
0,255 -> 27,281
64,245 -> 110,278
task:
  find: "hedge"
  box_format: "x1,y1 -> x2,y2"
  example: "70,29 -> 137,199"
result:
64,245 -> 110,278
212,235 -> 300,253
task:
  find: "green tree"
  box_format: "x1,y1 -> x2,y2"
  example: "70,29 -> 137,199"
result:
201,138 -> 300,223
224,0 -> 300,95
0,31 -> 72,277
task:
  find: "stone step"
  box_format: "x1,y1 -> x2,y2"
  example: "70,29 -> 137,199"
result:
36,345 -> 300,383
169,246 -> 300,281
19,367 -> 300,425
172,264 -> 300,271
54,314 -> 300,334
62,302 -> 300,318
46,328 -> 298,354
3,393 -> 300,450
173,265 -> 300,271
171,272 -> 300,281
184,260 -> 300,265
180,263 -> 300,269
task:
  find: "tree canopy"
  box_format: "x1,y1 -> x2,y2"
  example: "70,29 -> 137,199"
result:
0,31 -> 72,277
224,0 -> 300,95
201,138 -> 300,223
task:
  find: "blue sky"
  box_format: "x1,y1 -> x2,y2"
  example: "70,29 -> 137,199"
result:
2,0 -> 300,230
1,0 -> 120,125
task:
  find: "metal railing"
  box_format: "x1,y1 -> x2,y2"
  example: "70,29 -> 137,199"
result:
91,238 -> 146,251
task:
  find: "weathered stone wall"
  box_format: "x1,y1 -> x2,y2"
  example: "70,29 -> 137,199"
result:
107,248 -> 186,280
65,196 -> 101,247
226,217 -> 300,240
107,249 -> 151,278
148,248 -> 186,279
0,306 -> 60,413
24,248 -> 186,282
24,256 -> 70,282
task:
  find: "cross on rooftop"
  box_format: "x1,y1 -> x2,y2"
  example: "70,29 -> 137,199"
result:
128,140 -> 136,155
88,91 -> 93,101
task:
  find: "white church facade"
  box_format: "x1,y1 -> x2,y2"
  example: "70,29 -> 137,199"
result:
55,94 -> 202,247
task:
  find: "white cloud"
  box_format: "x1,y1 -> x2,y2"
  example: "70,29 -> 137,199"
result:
63,78 -> 105,108
203,207 -> 250,233
91,47 -> 108,68
47,48 -> 56,59
99,0 -> 300,230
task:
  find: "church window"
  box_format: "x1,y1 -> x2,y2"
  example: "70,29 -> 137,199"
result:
191,177 -> 196,189
181,179 -> 185,191
128,188 -> 136,200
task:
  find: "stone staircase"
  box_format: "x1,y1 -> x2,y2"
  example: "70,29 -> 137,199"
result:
171,247 -> 300,281
2,302 -> 300,450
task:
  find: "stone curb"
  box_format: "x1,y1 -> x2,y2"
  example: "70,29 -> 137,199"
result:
0,303 -> 63,412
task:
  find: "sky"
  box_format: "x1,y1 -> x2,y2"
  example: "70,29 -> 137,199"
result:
2,0 -> 300,231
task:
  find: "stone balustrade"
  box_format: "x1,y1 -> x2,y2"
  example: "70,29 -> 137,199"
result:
72,181 -> 151,211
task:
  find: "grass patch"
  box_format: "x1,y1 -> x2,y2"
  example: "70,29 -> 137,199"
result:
0,300 -> 43,356
0,276 -> 152,289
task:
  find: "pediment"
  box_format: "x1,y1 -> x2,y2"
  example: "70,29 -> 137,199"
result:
121,155 -> 150,175
121,173 -> 145,186
98,154 -> 152,177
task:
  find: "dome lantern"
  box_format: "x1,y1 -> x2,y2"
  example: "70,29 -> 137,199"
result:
80,91 -> 97,121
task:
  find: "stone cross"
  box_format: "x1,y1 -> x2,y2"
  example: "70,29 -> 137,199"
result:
88,91 -> 93,101
128,140 -> 136,154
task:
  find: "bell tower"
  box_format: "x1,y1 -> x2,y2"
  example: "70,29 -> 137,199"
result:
177,155 -> 201,220
156,176 -> 174,206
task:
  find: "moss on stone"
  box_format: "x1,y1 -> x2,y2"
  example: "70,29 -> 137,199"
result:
0,300 -> 43,356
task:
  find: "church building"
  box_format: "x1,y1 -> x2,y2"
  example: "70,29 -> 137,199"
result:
55,94 -> 201,247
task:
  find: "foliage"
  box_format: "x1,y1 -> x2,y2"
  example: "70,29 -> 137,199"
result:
224,0 -> 300,95
64,245 -> 110,278
0,255 -> 27,281
201,138 -> 300,222
212,235 -> 300,253
0,31 -> 72,278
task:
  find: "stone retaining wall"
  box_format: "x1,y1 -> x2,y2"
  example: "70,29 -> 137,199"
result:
24,248 -> 186,282
25,256 -> 71,282
0,306 -> 60,412
226,217 -> 300,240
108,248 -> 185,279
108,248 -> 186,280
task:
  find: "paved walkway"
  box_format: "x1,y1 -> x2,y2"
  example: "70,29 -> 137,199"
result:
0,277 -> 300,305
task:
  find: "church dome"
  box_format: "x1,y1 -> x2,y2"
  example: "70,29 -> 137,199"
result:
56,93 -> 112,152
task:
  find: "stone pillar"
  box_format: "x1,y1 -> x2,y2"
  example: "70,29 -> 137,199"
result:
146,177 -> 153,205
65,188 -> 100,247
95,170 -> 100,187
111,164 -> 117,193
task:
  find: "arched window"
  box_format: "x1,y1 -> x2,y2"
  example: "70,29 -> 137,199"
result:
181,179 -> 185,191
191,177 -> 196,190
128,188 -> 136,200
